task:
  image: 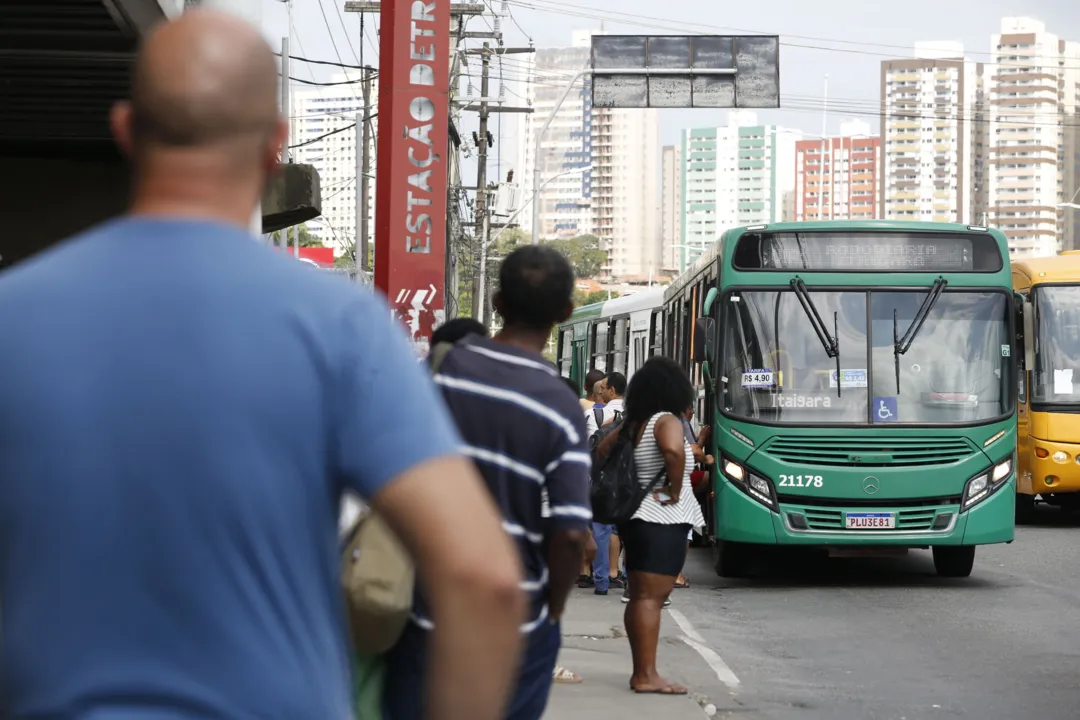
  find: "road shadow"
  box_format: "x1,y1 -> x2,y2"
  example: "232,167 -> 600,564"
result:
1020,502 -> 1080,529
681,546 -> 1003,591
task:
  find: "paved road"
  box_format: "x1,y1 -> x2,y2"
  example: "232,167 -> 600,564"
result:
670,504 -> 1080,719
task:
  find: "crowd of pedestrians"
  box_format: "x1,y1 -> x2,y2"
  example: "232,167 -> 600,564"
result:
0,8 -> 713,719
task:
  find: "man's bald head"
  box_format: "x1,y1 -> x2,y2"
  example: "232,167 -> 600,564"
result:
116,9 -> 281,157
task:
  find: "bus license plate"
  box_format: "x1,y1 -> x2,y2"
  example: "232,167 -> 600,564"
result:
845,512 -> 895,530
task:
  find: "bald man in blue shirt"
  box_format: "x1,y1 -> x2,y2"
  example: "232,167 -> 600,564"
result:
0,10 -> 524,720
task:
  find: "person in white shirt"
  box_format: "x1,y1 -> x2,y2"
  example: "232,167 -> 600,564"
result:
585,372 -> 625,437
581,372 -> 627,595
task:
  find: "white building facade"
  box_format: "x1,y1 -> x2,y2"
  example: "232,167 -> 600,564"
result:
661,145 -> 683,274
679,112 -> 797,274
290,75 -> 376,255
987,17 -> 1080,257
516,30 -> 661,281
880,42 -> 984,226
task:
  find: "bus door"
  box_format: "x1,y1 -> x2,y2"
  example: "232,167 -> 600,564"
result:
1017,291 -> 1034,494
629,310 -> 651,378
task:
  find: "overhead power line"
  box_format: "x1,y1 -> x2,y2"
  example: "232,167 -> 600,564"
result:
275,52 -> 372,72
287,113 -> 379,150
507,0 -> 1080,71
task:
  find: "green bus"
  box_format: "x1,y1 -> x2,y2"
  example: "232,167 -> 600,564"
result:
673,220 -> 1018,578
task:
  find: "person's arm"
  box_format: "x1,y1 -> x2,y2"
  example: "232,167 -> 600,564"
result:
333,298 -> 525,720
584,408 -> 599,437
371,458 -> 526,720
653,414 -> 688,505
544,412 -> 592,622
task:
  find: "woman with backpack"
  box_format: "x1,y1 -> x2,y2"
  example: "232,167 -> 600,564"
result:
596,357 -> 705,696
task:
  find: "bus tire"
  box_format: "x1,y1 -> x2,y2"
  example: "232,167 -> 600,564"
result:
933,546 -> 975,578
1015,493 -> 1036,524
714,540 -> 751,578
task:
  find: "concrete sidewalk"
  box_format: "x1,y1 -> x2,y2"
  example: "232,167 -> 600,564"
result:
542,588 -> 734,719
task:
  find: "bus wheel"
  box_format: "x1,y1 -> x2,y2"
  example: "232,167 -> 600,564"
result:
1015,493 -> 1036,524
933,546 -> 975,578
714,540 -> 752,578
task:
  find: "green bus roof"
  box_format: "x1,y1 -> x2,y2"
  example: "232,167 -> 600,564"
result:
565,299 -> 605,323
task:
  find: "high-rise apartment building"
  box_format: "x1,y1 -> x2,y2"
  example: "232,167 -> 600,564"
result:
661,145 -> 683,273
987,17 -> 1080,256
795,119 -> 881,221
592,107 -> 661,280
516,30 -> 661,280
291,75 -> 376,255
880,42 -> 984,225
516,38 -> 593,243
679,112 -> 797,274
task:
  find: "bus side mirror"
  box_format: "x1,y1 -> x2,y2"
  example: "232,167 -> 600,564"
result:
703,287 -> 718,316
694,317 -> 716,366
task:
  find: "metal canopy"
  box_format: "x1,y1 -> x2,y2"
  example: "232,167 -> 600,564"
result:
0,0 -> 168,156
590,34 -> 780,109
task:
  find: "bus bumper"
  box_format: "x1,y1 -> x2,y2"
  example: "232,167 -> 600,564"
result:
716,477 -> 1015,547
1024,442 -> 1080,495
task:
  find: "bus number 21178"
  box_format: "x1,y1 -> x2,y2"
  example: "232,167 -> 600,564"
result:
778,474 -> 824,488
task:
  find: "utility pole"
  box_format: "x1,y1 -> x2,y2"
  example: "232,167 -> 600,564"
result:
458,45 -> 534,321
355,67 -> 374,273
470,43 -> 492,321
359,68 -> 373,273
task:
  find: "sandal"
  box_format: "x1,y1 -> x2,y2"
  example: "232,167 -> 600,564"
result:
674,577 -> 690,589
553,666 -> 583,684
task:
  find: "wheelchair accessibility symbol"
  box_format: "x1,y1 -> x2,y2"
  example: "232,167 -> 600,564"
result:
874,397 -> 898,423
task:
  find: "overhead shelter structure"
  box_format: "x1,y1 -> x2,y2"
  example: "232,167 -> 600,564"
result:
0,0 -> 319,269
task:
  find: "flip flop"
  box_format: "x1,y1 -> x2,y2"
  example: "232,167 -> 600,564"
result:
632,685 -> 688,695
553,666 -> 583,684
674,579 -> 690,589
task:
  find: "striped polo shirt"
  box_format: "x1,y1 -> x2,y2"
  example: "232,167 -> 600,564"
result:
415,335 -> 592,633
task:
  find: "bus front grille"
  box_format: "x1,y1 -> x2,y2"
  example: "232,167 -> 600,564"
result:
766,437 -> 974,467
802,508 -> 939,532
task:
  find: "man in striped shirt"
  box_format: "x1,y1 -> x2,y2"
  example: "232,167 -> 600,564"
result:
384,246 -> 592,720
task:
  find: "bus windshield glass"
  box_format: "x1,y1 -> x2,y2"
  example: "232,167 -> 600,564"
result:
1033,285 -> 1080,405
721,289 -> 1011,424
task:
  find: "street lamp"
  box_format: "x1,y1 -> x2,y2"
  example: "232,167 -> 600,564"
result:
1057,186 -> 1080,210
669,243 -> 704,275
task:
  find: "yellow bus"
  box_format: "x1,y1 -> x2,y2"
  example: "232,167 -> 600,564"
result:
1013,251 -> 1080,522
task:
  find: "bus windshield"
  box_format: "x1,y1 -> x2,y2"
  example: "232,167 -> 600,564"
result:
1033,285 -> 1080,405
721,289 -> 1011,424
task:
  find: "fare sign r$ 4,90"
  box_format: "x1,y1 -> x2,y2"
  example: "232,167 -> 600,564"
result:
374,0 -> 450,354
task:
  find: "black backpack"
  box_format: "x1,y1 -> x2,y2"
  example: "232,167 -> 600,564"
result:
588,409 -> 623,451
589,421 -> 666,525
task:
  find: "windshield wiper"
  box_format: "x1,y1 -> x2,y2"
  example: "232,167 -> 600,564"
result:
892,277 -> 949,394
789,277 -> 842,397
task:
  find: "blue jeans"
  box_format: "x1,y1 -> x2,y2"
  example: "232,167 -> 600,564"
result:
591,522 -> 615,591
384,620 -> 561,720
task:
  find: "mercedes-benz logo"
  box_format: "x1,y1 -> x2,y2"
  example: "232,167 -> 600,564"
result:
862,476 -> 880,495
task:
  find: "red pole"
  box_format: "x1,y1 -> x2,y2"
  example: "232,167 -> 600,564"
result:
374,0 -> 451,355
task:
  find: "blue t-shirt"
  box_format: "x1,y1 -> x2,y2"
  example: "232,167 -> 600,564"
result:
0,218 -> 462,718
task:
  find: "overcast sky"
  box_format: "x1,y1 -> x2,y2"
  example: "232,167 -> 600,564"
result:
258,0 -> 1077,187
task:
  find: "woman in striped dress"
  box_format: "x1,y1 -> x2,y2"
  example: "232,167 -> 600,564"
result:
617,357 -> 705,695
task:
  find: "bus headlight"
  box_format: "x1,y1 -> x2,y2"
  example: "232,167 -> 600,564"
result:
721,456 -> 777,511
963,456 -> 1013,510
